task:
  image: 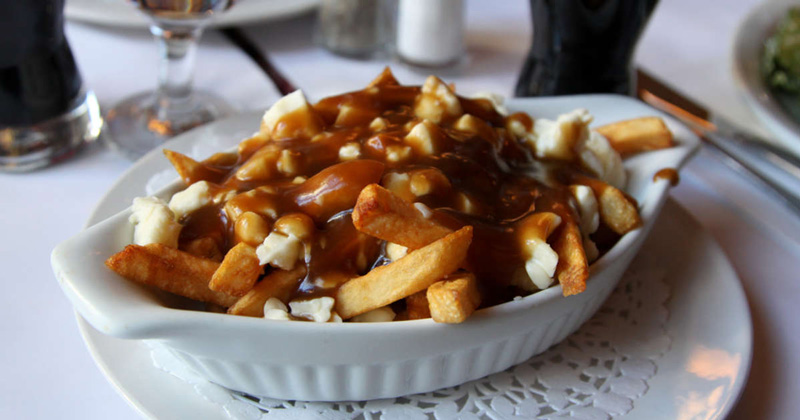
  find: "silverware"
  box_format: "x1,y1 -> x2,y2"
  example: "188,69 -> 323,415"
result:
636,69 -> 800,215
220,28 -> 297,95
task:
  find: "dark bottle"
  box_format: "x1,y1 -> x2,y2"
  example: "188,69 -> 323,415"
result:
0,0 -> 101,171
515,0 -> 659,97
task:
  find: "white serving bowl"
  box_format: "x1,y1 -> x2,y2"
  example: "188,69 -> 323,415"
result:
52,95 -> 699,402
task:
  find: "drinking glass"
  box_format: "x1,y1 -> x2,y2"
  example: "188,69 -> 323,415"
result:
105,0 -> 236,160
515,0 -> 659,97
0,0 -> 102,171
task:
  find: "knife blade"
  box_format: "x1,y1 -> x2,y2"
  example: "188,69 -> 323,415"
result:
636,69 -> 800,215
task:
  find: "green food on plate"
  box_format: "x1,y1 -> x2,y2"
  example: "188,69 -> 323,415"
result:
764,7 -> 800,93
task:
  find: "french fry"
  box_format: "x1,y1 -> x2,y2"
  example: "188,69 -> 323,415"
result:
335,226 -> 473,319
551,220 -> 589,296
427,272 -> 481,324
182,237 -> 223,262
405,291 -> 431,320
105,243 -> 237,307
233,143 -> 281,182
368,67 -> 400,87
227,266 -> 306,317
572,175 -> 641,235
595,116 -> 673,157
163,149 -> 226,185
352,184 -> 453,249
209,243 -> 263,297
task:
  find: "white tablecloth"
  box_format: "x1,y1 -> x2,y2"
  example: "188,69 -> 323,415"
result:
2,0 -> 799,418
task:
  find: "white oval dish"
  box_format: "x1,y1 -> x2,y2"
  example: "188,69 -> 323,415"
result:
52,94 -> 699,401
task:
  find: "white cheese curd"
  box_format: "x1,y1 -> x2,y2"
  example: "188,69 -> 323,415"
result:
413,76 -> 463,123
531,108 -> 592,161
413,202 -> 433,219
260,90 -> 320,139
470,91 -> 508,116
524,239 -> 560,290
263,297 -> 291,321
578,130 -> 627,189
514,108 -> 627,188
569,184 -> 601,262
569,185 -> 599,234
289,297 -> 336,323
129,196 -> 181,248
256,231 -> 303,270
351,306 -> 396,322
168,181 -> 211,221
385,242 -> 409,261
338,142 -> 361,161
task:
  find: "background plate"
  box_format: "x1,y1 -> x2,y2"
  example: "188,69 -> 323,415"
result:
66,0 -> 318,28
732,0 -> 800,157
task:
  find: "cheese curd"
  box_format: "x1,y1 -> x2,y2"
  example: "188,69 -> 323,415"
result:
351,306 -> 396,322
289,297 -> 336,323
525,240 -> 560,290
260,90 -> 322,140
414,76 -> 463,123
263,297 -> 291,321
578,130 -> 627,189
129,197 -> 181,248
515,108 -> 627,188
338,142 -> 361,161
256,231 -> 303,270
168,181 -> 212,221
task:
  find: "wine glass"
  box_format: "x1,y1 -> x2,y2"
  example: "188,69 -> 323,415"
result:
105,0 -> 236,160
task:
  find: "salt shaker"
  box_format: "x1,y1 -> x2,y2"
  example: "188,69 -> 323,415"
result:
396,0 -> 465,67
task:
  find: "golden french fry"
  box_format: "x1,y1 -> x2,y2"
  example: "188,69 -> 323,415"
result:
405,291 -> 431,320
551,220 -> 588,296
352,184 -> 453,249
209,243 -> 263,297
227,266 -> 306,317
335,226 -> 473,319
368,67 -> 400,87
233,143 -> 281,182
573,175 -> 641,235
595,116 -> 673,157
163,149 -> 226,185
427,272 -> 481,324
182,237 -> 223,262
105,243 -> 237,307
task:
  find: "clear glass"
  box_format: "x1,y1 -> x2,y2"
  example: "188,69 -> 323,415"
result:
105,0 -> 236,160
0,90 -> 103,171
0,1 -> 102,172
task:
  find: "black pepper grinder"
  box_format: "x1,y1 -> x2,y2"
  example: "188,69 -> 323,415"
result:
515,0 -> 659,97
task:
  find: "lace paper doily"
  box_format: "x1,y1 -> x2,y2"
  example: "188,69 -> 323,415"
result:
150,259 -> 670,420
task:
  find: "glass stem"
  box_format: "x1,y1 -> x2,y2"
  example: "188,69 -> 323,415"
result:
150,23 -> 203,105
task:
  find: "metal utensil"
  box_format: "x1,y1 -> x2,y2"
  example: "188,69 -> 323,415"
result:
220,28 -> 297,95
636,69 -> 800,214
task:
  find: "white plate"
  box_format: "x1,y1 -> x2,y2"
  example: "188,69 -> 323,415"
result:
732,0 -> 800,157
77,202 -> 752,419
73,109 -> 750,418
65,0 -> 318,28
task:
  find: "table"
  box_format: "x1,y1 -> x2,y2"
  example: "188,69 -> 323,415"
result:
2,0 -> 798,418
